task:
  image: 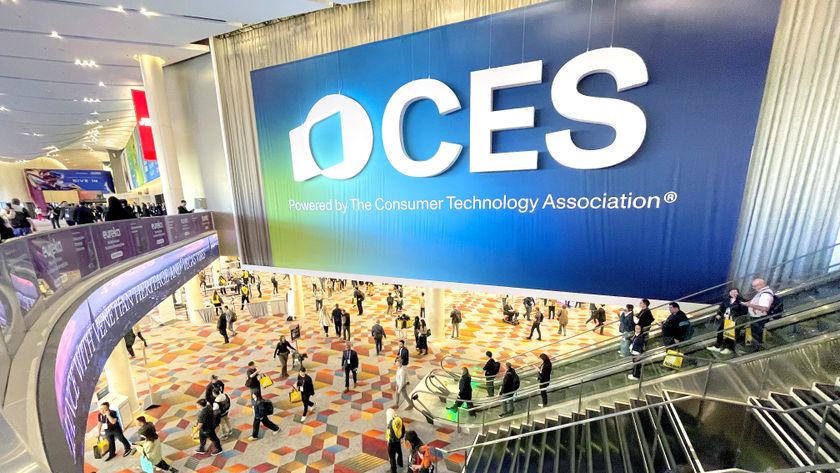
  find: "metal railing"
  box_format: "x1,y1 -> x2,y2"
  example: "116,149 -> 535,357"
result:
435,240 -> 840,382
412,295 -> 840,430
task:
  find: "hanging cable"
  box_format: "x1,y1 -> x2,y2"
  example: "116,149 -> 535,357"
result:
586,0 -> 594,51
610,0 -> 618,47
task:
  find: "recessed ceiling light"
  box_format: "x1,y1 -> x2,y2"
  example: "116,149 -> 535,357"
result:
83,97 -> 101,103
111,5 -> 126,13
75,59 -> 99,68
49,31 -> 62,39
0,106 -> 8,112
98,81 -> 106,87
85,119 -> 100,125
90,111 -> 99,115
33,133 -> 45,137
139,7 -> 155,16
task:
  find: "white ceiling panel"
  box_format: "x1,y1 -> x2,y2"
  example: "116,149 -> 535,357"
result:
0,0 -> 366,164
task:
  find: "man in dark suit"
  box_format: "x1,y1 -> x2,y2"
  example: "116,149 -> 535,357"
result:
295,367 -> 316,422
341,341 -> 359,391
332,304 -> 343,337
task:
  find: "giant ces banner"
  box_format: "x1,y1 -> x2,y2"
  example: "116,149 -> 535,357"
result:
251,0 -> 781,299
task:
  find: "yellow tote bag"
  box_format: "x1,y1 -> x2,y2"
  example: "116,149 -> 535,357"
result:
191,425 -> 200,441
260,375 -> 274,389
289,390 -> 302,404
723,319 -> 736,340
662,350 -> 684,369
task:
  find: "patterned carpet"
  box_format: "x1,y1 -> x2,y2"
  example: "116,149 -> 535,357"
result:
81,273 -> 655,472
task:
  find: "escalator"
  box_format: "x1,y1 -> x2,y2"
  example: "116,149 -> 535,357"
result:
421,266 -> 840,398
414,292 -> 840,424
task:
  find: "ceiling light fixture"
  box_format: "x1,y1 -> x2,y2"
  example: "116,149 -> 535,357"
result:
0,106 -> 8,112
83,97 -> 101,103
75,59 -> 99,68
90,111 -> 99,115
49,31 -> 62,39
139,7 -> 156,17
85,119 -> 100,125
98,81 -> 106,87
33,133 -> 45,137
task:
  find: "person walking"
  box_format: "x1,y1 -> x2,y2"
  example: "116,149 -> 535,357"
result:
557,302 -> 569,335
386,408 -> 405,473
386,292 -> 395,316
341,341 -> 359,391
194,399 -> 222,455
213,386 -> 233,439
396,340 -> 410,367
332,304 -> 343,337
211,290 -> 223,315
450,307 -> 462,339
96,402 -> 134,461
482,351 -> 500,396
499,363 -> 519,417
394,363 -> 415,410
9,198 -> 33,237
218,275 -> 227,295
274,335 -> 296,378
318,306 -> 330,336
628,324 -> 646,380
594,304 -> 607,335
217,310 -> 230,344
547,299 -> 556,320
341,309 -> 352,340
255,277 -> 262,298
224,305 -> 237,337
271,274 -> 278,294
248,393 -> 280,440
294,367 -> 316,422
416,321 -> 429,356
449,367 -> 475,416
204,375 -> 225,403
136,427 -> 178,472
245,361 -> 262,397
527,307 -> 544,340
314,286 -> 324,311
536,353 -> 552,407
371,319 -> 386,355
523,296 -> 534,321
240,284 -> 250,310
353,286 -> 365,315
419,292 -> 426,319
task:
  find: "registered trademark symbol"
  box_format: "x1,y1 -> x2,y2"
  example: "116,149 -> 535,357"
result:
664,191 -> 678,203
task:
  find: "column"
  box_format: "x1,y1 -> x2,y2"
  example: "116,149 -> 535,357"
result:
184,275 -> 205,324
289,273 -> 305,317
425,288 -> 446,341
152,296 -> 177,324
103,342 -> 140,415
139,54 -> 184,215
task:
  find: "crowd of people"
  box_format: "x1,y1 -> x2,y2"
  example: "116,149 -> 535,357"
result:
0,196 -> 196,243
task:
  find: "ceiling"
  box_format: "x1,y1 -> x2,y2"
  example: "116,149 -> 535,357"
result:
0,0 -> 365,168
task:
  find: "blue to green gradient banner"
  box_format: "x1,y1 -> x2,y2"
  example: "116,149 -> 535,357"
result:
250,0 -> 780,300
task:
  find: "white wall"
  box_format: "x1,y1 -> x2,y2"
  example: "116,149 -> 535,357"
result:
0,158 -> 67,203
164,53 -> 238,256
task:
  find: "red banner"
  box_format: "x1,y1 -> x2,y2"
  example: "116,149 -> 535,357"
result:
130,89 -> 157,161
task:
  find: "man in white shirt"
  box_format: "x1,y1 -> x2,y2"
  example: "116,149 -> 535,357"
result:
394,364 -> 415,410
741,278 -> 774,347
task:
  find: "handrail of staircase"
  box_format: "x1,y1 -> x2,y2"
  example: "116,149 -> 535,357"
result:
705,465 -> 840,473
412,296 -> 840,419
435,394 -> 840,454
431,263 -> 840,385
437,241 -> 840,373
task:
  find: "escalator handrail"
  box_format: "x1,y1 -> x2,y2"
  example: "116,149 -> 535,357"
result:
437,240 -> 840,372
434,268 -> 840,388
414,295 -> 840,413
704,465 -> 840,473
436,393 -> 840,454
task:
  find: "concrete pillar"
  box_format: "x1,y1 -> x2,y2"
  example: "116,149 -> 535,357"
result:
152,296 -> 177,324
139,54 -> 183,215
289,274 -> 305,317
425,288 -> 446,341
103,342 -> 140,415
184,275 -> 205,324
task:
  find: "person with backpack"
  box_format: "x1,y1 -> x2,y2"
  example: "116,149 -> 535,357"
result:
405,430 -> 434,473
527,307 -> 544,340
482,351 -> 500,396
523,296 -> 534,321
499,362 -> 520,417
247,393 -> 280,440
9,198 -> 33,237
449,307 -> 462,339
386,407 -> 405,473
213,387 -> 233,439
661,302 -> 689,346
353,286 -> 365,315
740,278 -> 777,348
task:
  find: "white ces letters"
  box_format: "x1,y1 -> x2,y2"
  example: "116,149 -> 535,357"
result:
288,47 -> 648,182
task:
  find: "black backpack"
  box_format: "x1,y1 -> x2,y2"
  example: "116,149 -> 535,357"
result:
261,399 -> 274,415
768,295 -> 784,320
511,372 -> 520,390
11,209 -> 30,228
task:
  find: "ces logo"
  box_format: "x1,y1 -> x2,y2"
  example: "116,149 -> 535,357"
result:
289,47 -> 648,182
